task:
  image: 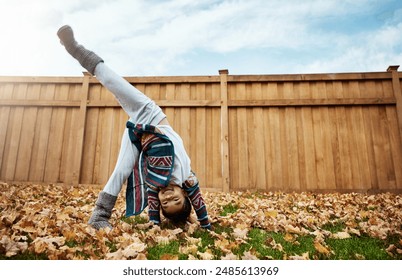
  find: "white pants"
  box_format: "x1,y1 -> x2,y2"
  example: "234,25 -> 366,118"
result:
94,63 -> 166,196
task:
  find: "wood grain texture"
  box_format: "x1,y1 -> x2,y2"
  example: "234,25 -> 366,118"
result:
1,69 -> 401,193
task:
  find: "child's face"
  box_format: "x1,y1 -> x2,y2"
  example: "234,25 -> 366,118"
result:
158,185 -> 186,215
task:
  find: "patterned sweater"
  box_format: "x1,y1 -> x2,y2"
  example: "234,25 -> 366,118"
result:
125,121 -> 211,229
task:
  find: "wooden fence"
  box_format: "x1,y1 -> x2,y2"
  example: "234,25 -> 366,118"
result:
1,66 -> 401,193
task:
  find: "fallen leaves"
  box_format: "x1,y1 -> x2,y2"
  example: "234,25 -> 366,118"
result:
0,182 -> 401,260
332,232 -> 351,239
314,241 -> 332,256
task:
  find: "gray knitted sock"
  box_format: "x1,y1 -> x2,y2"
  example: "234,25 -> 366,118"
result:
88,191 -> 117,230
57,25 -> 103,75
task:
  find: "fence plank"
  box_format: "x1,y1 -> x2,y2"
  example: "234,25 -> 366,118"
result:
14,84 -> 41,181
29,84 -> 56,181
72,74 -> 90,184
219,70 -> 230,192
5,84 -> 27,180
0,84 -> 14,176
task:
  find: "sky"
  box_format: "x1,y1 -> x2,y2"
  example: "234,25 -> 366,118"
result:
0,0 -> 401,77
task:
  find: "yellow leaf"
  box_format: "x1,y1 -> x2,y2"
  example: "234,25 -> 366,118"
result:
265,210 -> 278,218
160,254 -> 179,260
62,229 -> 76,240
359,211 -> 369,219
284,233 -> 295,243
314,242 -> 331,255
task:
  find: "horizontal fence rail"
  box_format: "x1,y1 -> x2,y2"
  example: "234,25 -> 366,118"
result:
0,66 -> 401,193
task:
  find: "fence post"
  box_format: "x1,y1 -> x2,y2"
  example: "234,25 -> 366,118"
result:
72,72 -> 90,185
387,65 -> 402,141
219,69 -> 230,192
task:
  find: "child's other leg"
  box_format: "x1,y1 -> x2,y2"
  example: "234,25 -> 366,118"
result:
94,63 -> 166,126
88,130 -> 138,229
103,130 -> 138,196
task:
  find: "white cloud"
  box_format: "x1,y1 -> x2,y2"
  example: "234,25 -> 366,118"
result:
0,0 -> 400,76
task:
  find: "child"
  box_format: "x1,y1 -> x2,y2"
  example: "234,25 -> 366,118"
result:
57,25 -> 211,230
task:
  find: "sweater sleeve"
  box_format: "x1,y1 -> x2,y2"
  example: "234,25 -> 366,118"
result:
182,173 -> 211,229
147,187 -> 161,224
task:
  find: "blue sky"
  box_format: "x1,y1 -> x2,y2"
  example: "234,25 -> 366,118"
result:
0,0 -> 401,76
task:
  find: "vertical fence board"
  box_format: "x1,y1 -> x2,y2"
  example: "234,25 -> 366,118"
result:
6,84 -> 28,180
14,84 -> 41,181
0,84 -> 14,176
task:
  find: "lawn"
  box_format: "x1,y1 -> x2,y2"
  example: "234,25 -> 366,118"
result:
0,182 -> 401,260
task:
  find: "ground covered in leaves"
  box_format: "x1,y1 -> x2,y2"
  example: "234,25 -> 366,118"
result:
1,182 -> 401,260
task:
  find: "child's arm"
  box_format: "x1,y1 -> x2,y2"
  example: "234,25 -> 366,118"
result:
183,173 -> 211,229
147,188 -> 161,224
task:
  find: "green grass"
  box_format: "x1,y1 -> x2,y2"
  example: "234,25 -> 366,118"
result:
120,215 -> 148,225
147,240 -> 188,260
326,235 -> 393,260
0,251 -> 48,260
321,221 -> 346,233
233,229 -> 317,259
220,203 -> 239,216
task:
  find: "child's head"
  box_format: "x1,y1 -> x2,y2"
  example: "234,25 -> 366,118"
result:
158,184 -> 191,223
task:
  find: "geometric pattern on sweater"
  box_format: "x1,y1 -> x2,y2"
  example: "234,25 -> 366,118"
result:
181,172 -> 211,229
125,158 -> 147,216
126,121 -> 174,189
147,188 -> 161,224
126,122 -> 174,217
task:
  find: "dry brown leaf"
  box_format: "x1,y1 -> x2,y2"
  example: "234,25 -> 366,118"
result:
0,236 -> 28,257
332,232 -> 351,239
233,228 -> 248,239
106,249 -> 124,260
1,182 -> 401,260
347,227 -> 361,236
179,244 -> 198,255
134,253 -> 147,260
221,252 -> 238,260
242,250 -> 259,260
122,240 -> 147,258
197,249 -> 214,260
186,236 -> 201,246
288,252 -> 310,260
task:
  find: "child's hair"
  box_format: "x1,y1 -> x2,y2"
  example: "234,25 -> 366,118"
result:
161,196 -> 192,224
